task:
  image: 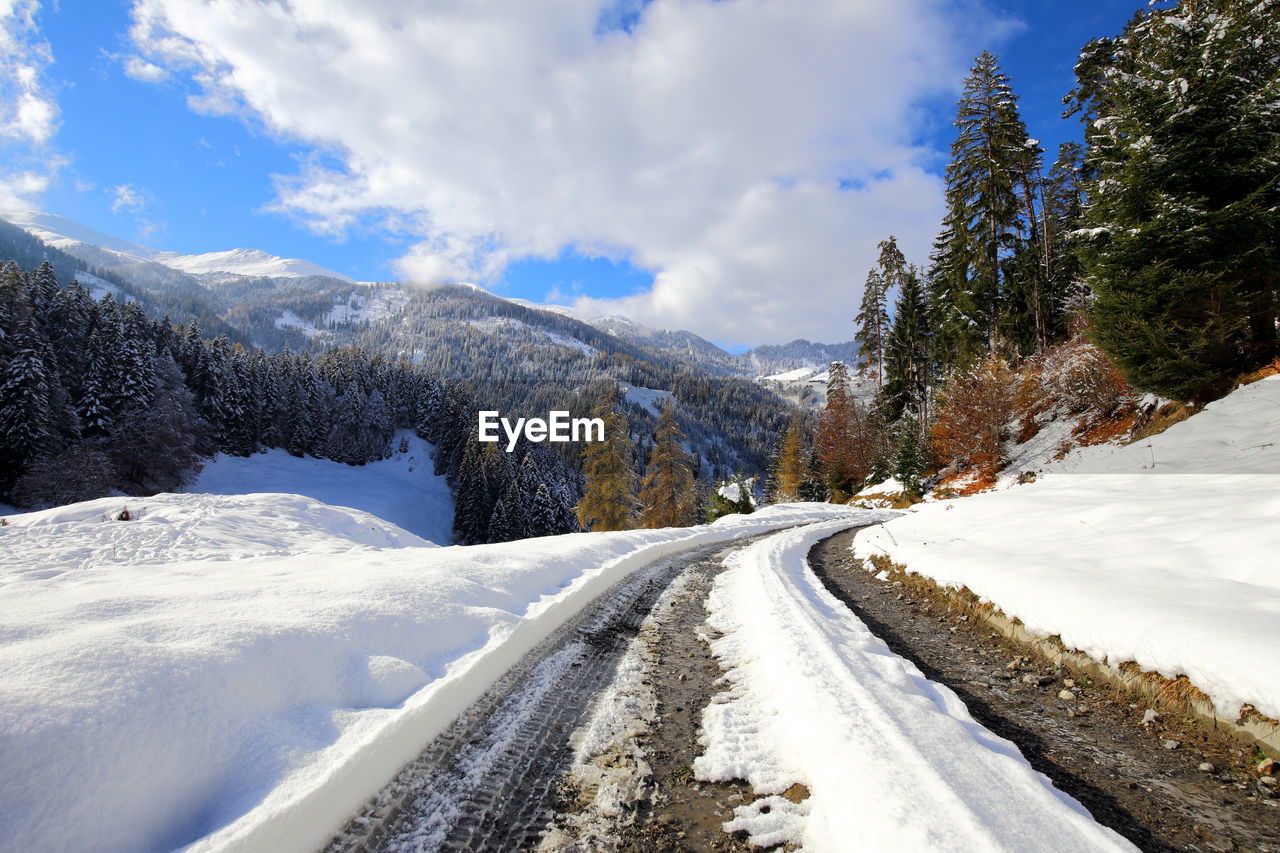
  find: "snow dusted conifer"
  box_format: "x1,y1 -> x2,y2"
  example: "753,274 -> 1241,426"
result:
487,493 -> 517,543
1068,0 -> 1280,401
893,413 -> 928,499
0,275 -> 57,492
855,269 -> 888,387
77,328 -> 115,438
1042,142 -> 1087,331
856,236 -> 907,387
638,400 -> 697,528
452,440 -> 491,545
932,51 -> 1038,364
528,483 -> 561,538
798,445 -> 827,502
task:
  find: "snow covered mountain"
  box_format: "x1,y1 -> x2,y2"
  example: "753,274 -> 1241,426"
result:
0,210 -> 852,471
0,210 -> 354,283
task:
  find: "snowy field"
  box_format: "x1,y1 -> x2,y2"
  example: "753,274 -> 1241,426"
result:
189,431 -> 453,544
0,497 -> 862,853
697,520 -> 1133,852
854,375 -> 1280,722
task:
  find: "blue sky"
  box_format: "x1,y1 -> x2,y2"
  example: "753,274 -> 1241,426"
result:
3,0 -> 1146,344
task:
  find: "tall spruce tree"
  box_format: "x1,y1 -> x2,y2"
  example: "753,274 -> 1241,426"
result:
1068,0 -> 1280,401
855,270 -> 888,387
1042,142 -> 1088,327
882,266 -> 933,424
931,52 -> 1038,366
638,401 -> 697,528
855,236 -> 908,387
575,392 -> 637,532
0,275 -> 57,492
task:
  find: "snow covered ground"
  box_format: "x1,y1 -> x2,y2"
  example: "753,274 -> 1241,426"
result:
0,497 -> 862,853
854,375 -> 1280,722
188,431 -> 452,544
620,383 -> 673,416
696,519 -> 1135,852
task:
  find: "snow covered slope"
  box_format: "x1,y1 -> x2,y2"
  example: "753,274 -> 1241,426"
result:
188,432 -> 452,544
699,520 -> 1133,852
0,497 -> 863,853
854,375 -> 1280,721
156,247 -> 353,282
0,209 -> 352,282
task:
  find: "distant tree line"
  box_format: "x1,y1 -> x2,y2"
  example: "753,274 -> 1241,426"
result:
0,260 -> 584,542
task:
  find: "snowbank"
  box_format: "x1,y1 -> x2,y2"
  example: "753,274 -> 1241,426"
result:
696,520 -> 1133,852
0,495 -> 862,853
854,376 -> 1280,721
189,431 -> 453,544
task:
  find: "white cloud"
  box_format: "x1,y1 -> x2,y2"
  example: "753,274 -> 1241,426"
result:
0,168 -> 49,210
110,183 -> 145,214
129,0 -> 1009,344
124,55 -> 169,83
0,0 -> 60,209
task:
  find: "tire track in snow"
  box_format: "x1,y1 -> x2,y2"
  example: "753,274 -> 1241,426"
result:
325,536 -> 767,852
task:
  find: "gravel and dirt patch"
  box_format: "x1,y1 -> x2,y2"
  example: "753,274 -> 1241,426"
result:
810,528 -> 1280,853
543,541 -> 763,852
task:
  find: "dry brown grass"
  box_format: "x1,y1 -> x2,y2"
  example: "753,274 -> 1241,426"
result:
1075,410 -> 1138,446
1131,401 -> 1195,443
1234,355 -> 1280,389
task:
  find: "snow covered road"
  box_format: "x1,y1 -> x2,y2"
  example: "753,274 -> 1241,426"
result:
0,495 -> 868,853
695,520 -> 1136,852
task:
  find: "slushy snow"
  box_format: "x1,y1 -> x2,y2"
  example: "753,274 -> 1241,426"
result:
854,375 -> 1280,721
0,496 -> 861,853
696,519 -> 1135,852
189,431 -> 453,544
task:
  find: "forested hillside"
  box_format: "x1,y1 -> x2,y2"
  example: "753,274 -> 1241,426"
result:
0,213 -> 819,480
0,261 -> 585,543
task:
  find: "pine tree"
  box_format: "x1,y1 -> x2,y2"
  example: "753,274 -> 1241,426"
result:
488,494 -> 517,543
798,446 -> 827,502
855,269 -> 888,386
1068,0 -> 1280,401
892,413 -> 928,499
931,52 -> 1038,365
855,236 -> 907,387
768,416 -> 807,503
0,274 -> 57,493
77,328 -> 115,438
528,483 -> 561,538
882,266 -> 933,424
576,392 -> 637,532
1042,142 -> 1087,330
452,440 -> 492,545
638,401 -> 697,528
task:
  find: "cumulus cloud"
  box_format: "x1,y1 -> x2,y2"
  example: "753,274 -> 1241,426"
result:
129,0 -> 1009,344
0,0 -> 60,209
123,55 -> 168,83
